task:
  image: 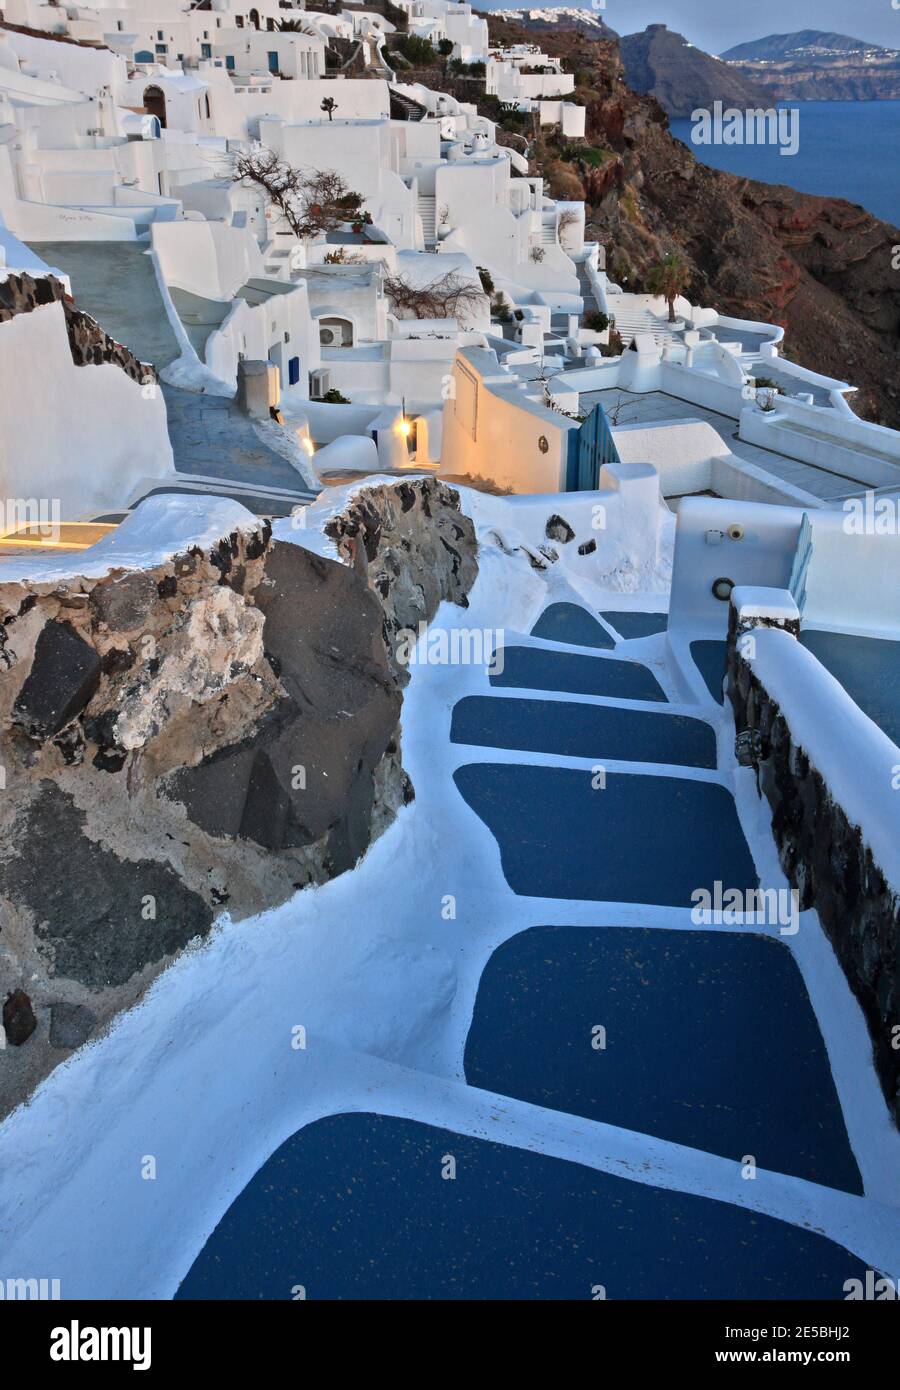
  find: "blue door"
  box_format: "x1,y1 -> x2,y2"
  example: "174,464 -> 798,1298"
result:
201,43 -> 212,59
225,54 -> 235,70
268,51 -> 278,72
567,401 -> 620,491
288,356 -> 300,386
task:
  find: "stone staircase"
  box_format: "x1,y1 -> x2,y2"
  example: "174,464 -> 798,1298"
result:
418,194 -> 437,250
389,86 -> 428,121
576,260 -> 601,318
607,293 -> 683,350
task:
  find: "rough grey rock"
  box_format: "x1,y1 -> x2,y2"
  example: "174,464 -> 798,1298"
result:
171,540 -> 401,859
0,784 -> 213,989
0,480 -> 479,1117
324,477 -> 478,684
545,514 -> 575,544
90,572 -> 158,632
3,989 -> 36,1046
12,619 -> 101,740
49,1002 -> 96,1050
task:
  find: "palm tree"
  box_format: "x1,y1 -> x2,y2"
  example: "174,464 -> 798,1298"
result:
645,252 -> 690,323
278,19 -> 319,35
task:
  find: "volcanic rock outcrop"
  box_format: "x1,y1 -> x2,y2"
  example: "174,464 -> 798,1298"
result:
0,479 -> 477,1115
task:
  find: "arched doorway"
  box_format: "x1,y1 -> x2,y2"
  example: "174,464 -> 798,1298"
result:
143,84 -> 167,129
249,8 -> 260,29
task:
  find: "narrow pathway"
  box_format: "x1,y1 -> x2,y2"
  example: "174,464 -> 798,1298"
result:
176,595 -> 880,1300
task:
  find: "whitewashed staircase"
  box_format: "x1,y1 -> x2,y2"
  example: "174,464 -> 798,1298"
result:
608,294 -> 684,350
418,194 -> 437,250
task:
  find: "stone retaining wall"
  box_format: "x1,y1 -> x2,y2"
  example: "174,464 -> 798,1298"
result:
727,625 -> 900,1126
0,271 -> 157,385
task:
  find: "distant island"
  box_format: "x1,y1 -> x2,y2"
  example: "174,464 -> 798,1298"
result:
611,23 -> 900,113
721,29 -> 900,102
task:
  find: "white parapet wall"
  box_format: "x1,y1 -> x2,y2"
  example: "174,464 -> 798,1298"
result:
800,508 -> 900,639
667,494 -> 900,645
612,419 -> 826,507
0,296 -> 174,520
740,399 -> 900,490
668,496 -> 806,639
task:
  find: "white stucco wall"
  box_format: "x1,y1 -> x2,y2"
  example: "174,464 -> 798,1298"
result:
151,218 -> 263,300
0,300 -> 174,519
439,347 -> 575,492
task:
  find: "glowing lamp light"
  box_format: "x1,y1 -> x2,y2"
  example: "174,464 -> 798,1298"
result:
397,418 -> 412,438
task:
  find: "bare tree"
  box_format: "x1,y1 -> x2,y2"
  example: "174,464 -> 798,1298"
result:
557,208 -> 579,241
232,147 -> 364,239
323,247 -> 366,264
383,270 -> 486,325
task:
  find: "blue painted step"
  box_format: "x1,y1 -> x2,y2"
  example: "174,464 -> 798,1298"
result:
601,611 -> 668,639
177,1113 -> 867,1300
530,602 -> 615,649
465,926 -> 862,1195
691,639 -> 728,704
451,696 -> 717,769
493,646 -> 667,702
454,764 -> 758,906
800,628 -> 900,746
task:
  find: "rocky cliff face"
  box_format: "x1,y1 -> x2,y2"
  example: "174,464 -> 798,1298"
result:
726,59 -> 900,104
482,16 -> 900,428
619,24 -> 770,118
0,479 -> 477,1116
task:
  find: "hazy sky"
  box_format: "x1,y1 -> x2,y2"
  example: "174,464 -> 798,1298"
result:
477,0 -> 900,55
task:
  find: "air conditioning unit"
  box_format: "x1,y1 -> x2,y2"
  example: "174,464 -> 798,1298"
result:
309,368 -> 331,399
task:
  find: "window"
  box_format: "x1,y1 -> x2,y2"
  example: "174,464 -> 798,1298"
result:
204,94 -> 210,118
225,54 -> 235,70
155,43 -> 168,54
201,42 -> 212,59
236,15 -> 244,27
116,20 -> 123,31
157,30 -> 163,40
